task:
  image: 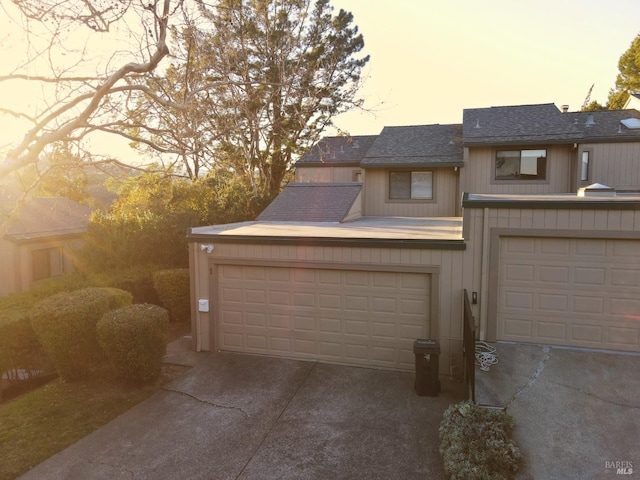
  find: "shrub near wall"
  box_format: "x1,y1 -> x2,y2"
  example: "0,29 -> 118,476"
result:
153,269 -> 190,322
439,401 -> 521,480
97,304 -> 169,384
0,314 -> 50,383
29,288 -> 133,381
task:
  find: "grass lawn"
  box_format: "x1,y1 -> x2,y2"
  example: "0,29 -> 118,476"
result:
0,323 -> 191,480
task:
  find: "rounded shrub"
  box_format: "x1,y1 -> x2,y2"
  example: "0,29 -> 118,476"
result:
439,401 -> 521,480
153,268 -> 191,322
97,304 -> 169,384
29,287 -> 133,381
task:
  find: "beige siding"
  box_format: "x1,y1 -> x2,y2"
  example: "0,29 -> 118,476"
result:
461,145 -> 573,195
0,238 -> 19,297
585,142 -> 640,191
191,243 -> 466,377
0,236 -> 85,297
296,166 -> 362,183
363,168 -> 458,217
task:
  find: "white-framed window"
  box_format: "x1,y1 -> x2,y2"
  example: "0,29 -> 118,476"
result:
495,149 -> 547,180
32,247 -> 64,281
389,171 -> 433,200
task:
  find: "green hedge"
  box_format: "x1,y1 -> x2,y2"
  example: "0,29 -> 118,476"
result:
153,269 -> 190,322
0,313 -> 51,384
89,265 -> 163,305
439,401 -> 521,480
29,288 -> 133,381
97,304 -> 169,384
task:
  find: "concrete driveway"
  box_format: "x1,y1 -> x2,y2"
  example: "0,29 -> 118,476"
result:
20,351 -> 464,480
476,343 -> 640,480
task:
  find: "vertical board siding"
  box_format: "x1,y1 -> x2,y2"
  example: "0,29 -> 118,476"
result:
461,145 -> 572,194
364,168 -> 458,217
295,166 -> 360,183
589,143 -> 640,190
481,208 -> 640,232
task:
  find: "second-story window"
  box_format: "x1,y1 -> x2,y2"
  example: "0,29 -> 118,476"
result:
495,149 -> 547,180
580,150 -> 590,182
389,171 -> 433,200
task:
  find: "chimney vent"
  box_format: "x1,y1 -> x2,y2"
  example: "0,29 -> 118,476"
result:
561,105 -> 569,113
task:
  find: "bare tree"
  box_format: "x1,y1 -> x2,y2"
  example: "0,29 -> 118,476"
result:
0,0 -> 177,185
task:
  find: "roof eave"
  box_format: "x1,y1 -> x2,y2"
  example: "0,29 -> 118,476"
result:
187,232 -> 465,250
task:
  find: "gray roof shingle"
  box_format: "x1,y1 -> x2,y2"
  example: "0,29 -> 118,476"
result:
257,183 -> 362,222
361,124 -> 463,168
296,135 -> 377,166
1,191 -> 91,242
463,103 -> 640,145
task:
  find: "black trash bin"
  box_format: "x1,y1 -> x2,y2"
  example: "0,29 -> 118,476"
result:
413,339 -> 441,397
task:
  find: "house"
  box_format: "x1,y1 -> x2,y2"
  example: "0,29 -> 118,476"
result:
188,103 -> 640,379
624,92 -> 640,111
0,186 -> 90,296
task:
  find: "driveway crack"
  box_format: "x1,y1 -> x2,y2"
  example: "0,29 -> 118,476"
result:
505,345 -> 550,410
163,387 -> 249,417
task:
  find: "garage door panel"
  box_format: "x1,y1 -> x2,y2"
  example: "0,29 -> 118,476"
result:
502,290 -> 534,309
502,317 -> 532,337
573,295 -> 604,314
539,265 -> 570,283
217,265 -> 430,370
607,327 -> 639,347
571,324 -> 603,343
537,293 -> 568,312
536,321 -> 567,341
573,267 -> 606,286
610,297 -> 640,316
497,237 -> 640,352
611,269 -> 640,287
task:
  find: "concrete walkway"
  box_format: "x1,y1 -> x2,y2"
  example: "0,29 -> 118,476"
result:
20,343 -> 465,479
476,343 -> 640,480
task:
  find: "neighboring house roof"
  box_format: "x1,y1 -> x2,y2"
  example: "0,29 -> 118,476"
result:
463,103 -> 640,146
361,124 -> 463,168
0,190 -> 91,242
623,92 -> 640,110
257,183 -> 362,222
296,135 -> 377,166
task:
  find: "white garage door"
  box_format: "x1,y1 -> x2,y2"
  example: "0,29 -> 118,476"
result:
497,237 -> 640,352
217,265 -> 430,370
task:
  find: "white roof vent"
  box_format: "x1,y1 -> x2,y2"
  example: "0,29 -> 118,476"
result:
620,118 -> 640,130
577,183 -> 616,197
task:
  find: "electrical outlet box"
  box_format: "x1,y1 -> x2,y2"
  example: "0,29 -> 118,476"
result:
198,299 -> 209,312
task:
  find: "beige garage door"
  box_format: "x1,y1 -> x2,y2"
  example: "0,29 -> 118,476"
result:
217,265 -> 430,370
497,237 -> 640,352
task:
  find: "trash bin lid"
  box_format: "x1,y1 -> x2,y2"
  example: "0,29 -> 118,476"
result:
413,338 -> 440,354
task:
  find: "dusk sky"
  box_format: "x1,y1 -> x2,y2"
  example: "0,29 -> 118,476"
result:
330,0 -> 640,135
1,1 -> 639,159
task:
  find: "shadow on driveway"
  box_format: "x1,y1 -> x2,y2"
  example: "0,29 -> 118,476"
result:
476,343 -> 640,480
20,352 -> 465,480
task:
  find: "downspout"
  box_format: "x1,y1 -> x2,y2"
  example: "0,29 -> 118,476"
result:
479,207 -> 490,340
